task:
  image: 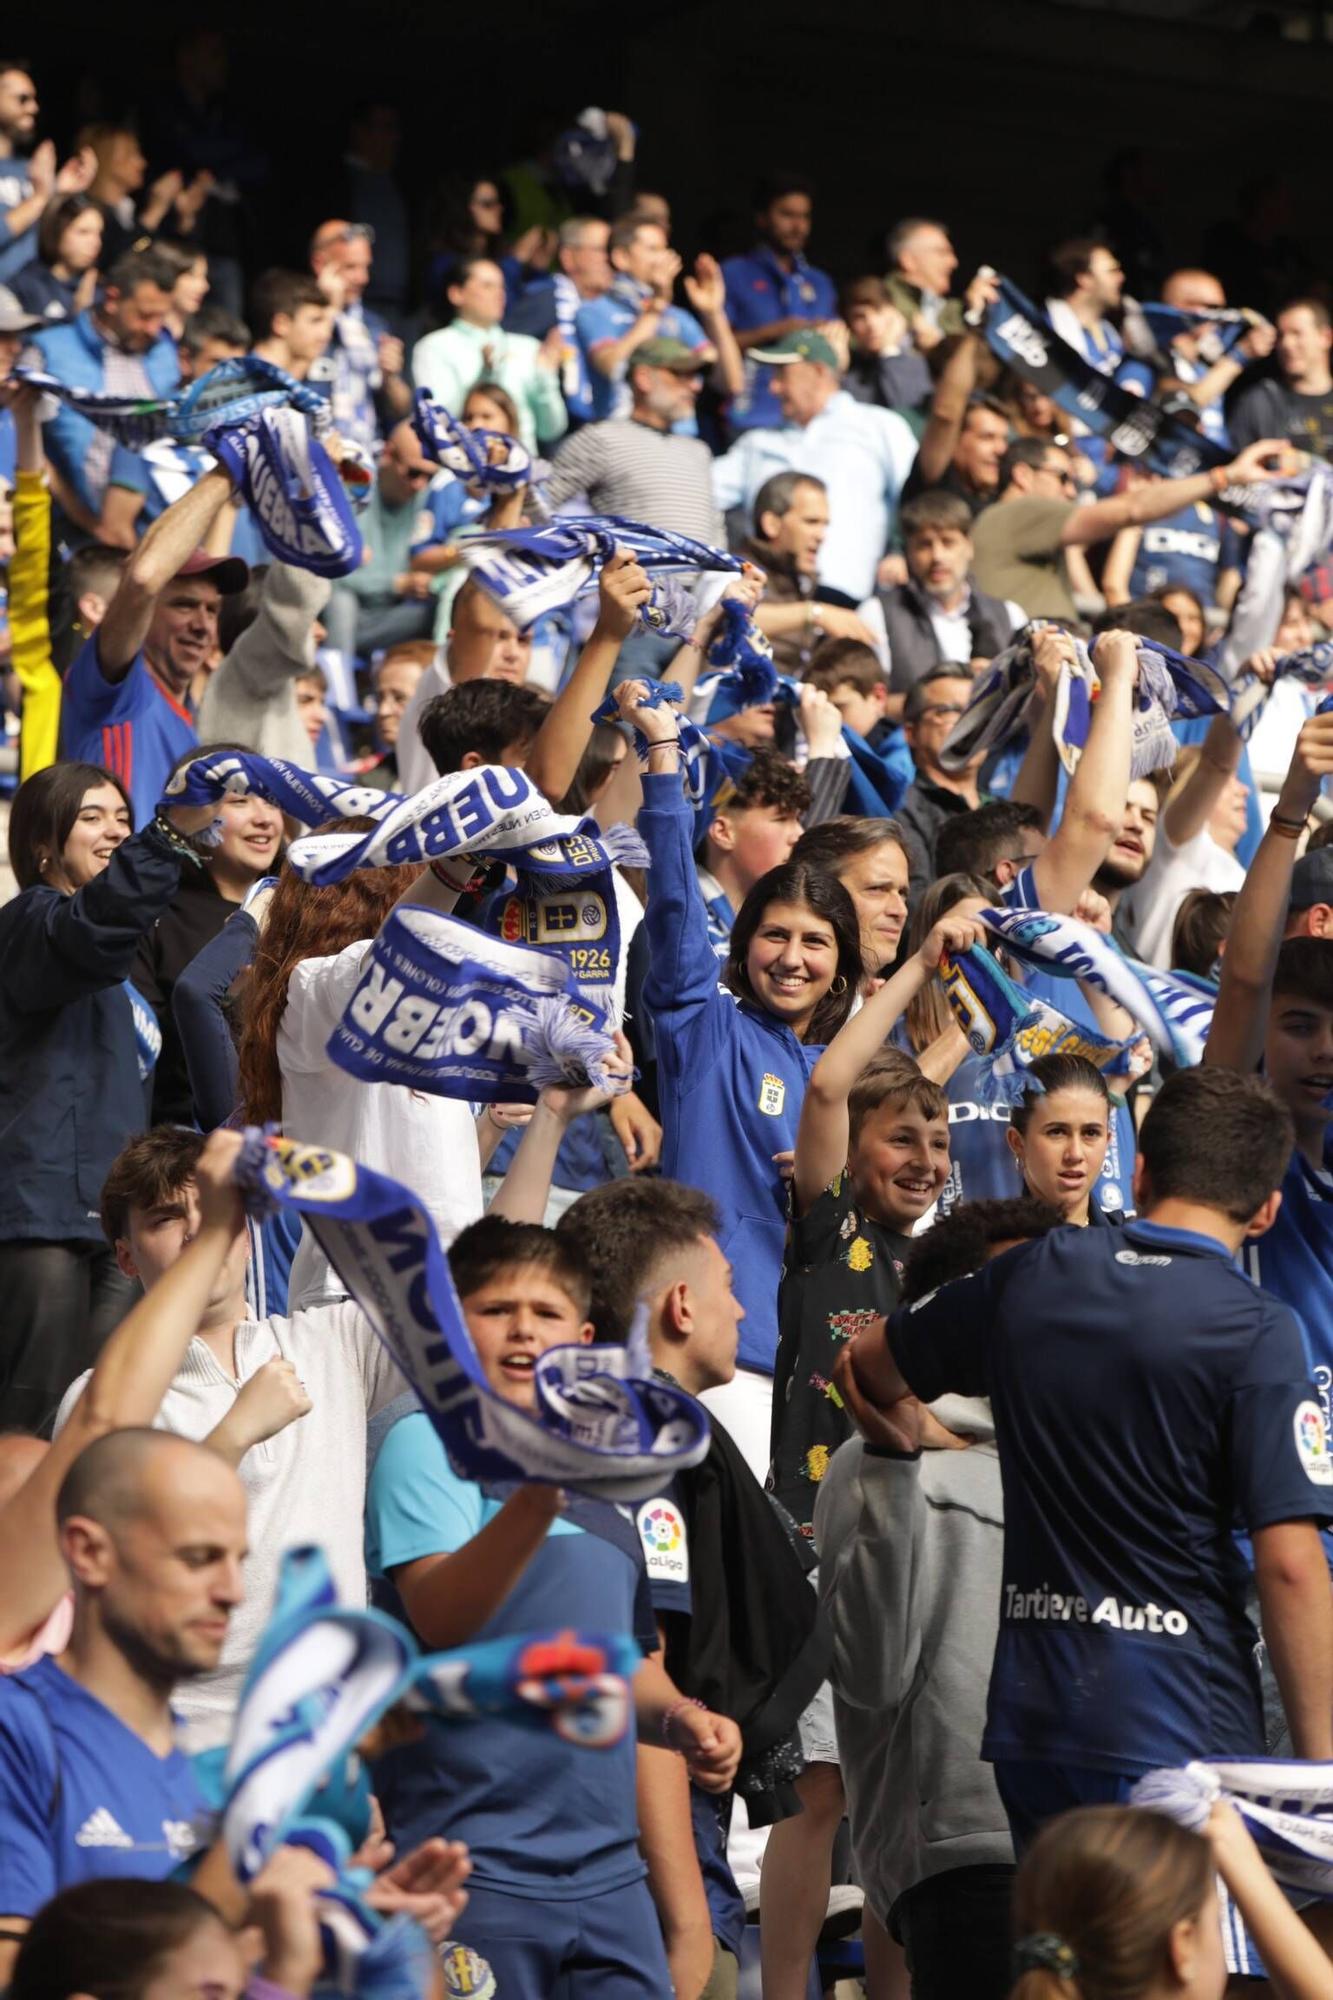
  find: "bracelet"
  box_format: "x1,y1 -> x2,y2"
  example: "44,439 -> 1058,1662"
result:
1269,812 -> 1308,840
431,857 -> 482,893
662,1696 -> 707,1749
645,735 -> 681,753
1211,465 -> 1232,495
150,813 -> 208,869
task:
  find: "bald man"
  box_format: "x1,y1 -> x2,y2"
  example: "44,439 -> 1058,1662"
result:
309,216 -> 410,452
0,1428 -> 244,1969
1148,267 -> 1275,447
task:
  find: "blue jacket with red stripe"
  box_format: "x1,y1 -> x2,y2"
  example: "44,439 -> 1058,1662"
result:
60,634 -> 198,828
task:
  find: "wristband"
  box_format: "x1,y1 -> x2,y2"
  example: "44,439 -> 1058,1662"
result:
662,1696 -> 707,1749
150,813 -> 208,869
1269,813 -> 1308,840
1211,465 -> 1232,495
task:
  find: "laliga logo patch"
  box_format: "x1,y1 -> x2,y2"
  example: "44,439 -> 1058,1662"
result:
637,1499 -> 689,1582
1294,1400 -> 1333,1486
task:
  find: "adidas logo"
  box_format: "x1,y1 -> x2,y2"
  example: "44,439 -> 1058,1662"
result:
74,1808 -> 133,1849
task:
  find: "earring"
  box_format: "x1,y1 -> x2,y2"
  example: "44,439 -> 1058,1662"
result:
831,975 -> 848,995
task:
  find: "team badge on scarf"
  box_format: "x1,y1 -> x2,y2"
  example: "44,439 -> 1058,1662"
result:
979,906 -> 1216,1069
233,1132 -> 711,1499
940,943 -> 1135,1105
412,391 -> 533,493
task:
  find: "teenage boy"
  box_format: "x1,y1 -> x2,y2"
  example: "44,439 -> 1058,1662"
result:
1205,707 -> 1333,1509
849,1064 -> 1333,1850
365,1215 -> 742,1997
558,1177 -> 831,2000
696,751 -> 811,955
771,911 -> 983,1543
56,1125 -> 405,1752
804,636 -> 914,812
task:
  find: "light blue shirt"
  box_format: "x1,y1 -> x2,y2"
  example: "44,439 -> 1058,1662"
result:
711,390 -> 917,601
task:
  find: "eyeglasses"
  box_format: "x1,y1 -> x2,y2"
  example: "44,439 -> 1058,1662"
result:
1040,466 -> 1077,490
920,701 -> 967,719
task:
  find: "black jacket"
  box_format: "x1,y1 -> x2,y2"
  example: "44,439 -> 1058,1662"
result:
0,826 -> 182,1243
134,866 -> 245,1127
878,577 -> 1014,694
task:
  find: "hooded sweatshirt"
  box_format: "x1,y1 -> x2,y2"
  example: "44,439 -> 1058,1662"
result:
813,1398 -> 1012,1927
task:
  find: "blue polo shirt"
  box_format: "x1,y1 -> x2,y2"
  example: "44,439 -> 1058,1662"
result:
0,1655 -> 206,1915
575,278 -> 710,423
366,1412 -> 657,1899
1128,501 -> 1222,605
888,1220 -> 1332,1777
1243,1149 -> 1333,1567
61,632 -> 197,827
722,246 -> 837,432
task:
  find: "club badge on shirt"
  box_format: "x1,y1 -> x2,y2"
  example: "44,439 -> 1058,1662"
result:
759,1073 -> 786,1116
442,1944 -> 497,1999
1294,1400 -> 1333,1486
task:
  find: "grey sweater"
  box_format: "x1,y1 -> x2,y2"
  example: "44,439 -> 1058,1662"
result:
813,1399 -> 1012,1927
197,561 -> 331,763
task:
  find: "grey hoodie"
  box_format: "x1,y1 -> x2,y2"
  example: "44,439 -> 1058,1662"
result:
813,1396 -> 1012,1927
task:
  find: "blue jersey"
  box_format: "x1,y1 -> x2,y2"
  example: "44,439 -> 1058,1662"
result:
721,246 -> 838,432
0,1655 -> 206,1916
1243,1150 -> 1333,1566
61,633 -> 197,827
412,472 -> 484,553
1128,502 -> 1221,605
575,281 -> 710,423
366,1412 -> 657,1899
889,1219 -> 1332,1777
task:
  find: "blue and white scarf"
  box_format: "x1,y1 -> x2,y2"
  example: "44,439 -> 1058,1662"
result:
1232,638 -> 1333,741
690,649 -> 801,728
1131,301 -> 1256,368
975,276 -> 1230,481
980,906 -> 1216,1069
206,405 -> 364,577
1219,463 -> 1333,678
233,1132 -> 711,1499
161,752 -> 646,894
941,627 -> 1231,780
327,905 -> 620,1102
14,352 -> 333,452
459,517 -> 741,631
123,978 -> 163,1082
940,943 -> 1135,1106
591,679 -> 752,827
409,1626 -> 640,1750
412,392 -> 532,493
1132,1759 -> 1333,1976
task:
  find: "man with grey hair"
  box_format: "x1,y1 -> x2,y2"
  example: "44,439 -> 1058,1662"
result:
506,215 -> 613,423
735,470 -> 877,672
884,216 -> 964,351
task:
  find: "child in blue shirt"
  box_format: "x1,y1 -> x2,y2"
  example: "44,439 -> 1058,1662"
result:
365,1215 -> 740,1997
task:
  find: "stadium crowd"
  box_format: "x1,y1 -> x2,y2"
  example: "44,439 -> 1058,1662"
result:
4,32 -> 1333,2000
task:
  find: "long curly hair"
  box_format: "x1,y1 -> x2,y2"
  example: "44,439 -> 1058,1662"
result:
237,820 -> 421,1125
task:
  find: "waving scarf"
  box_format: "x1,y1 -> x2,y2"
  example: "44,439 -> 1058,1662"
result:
973,276 -> 1230,480
212,1545 -> 640,1995
940,943 -> 1135,1106
940,627 -> 1230,780
980,906 -> 1216,1069
459,517 -> 741,631
162,752 -> 646,892
1130,302 -> 1257,367
14,353 -> 332,450
327,904 -> 619,1101
590,679 -> 752,831
1132,1759 -> 1333,1976
1219,463 -> 1333,677
412,391 -> 533,493
233,1132 -> 710,1499
206,405 -> 365,577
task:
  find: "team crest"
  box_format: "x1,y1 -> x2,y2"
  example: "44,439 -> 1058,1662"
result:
441,1944 -> 497,1999
759,1073 -> 786,1116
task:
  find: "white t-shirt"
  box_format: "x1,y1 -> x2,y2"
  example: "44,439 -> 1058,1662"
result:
56,1302 -> 403,1751
280,938 -> 484,1306
1119,821 -> 1244,969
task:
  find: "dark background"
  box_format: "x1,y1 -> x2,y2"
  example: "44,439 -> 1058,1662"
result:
20,0 -> 1333,304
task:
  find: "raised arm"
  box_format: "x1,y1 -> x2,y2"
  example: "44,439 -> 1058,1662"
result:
1060,438 -> 1286,551
1205,711 -> 1333,1073
1161,708 -> 1243,848
1008,626 -> 1072,826
96,465 -> 237,680
523,553 -> 651,803
1027,628 -> 1137,913
911,332 -> 981,488
684,255 -> 744,399
488,1040 -> 633,1224
393,1484 -> 565,1651
6,1132 -> 247,1650
794,913 -> 984,1213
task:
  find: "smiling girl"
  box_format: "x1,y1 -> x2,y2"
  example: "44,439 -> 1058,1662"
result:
618,679 -> 863,1475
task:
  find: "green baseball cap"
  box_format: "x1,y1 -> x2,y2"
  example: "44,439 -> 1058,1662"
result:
629,336 -> 705,373
748,328 -> 840,370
